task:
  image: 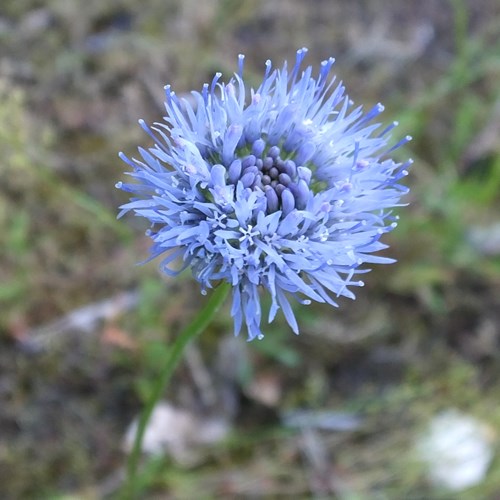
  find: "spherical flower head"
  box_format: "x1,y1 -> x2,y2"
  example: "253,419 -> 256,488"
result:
117,48 -> 411,341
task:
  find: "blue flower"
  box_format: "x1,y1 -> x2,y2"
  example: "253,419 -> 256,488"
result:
117,48 -> 411,341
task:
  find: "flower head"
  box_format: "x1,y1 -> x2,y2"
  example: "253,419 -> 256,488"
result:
118,48 -> 411,340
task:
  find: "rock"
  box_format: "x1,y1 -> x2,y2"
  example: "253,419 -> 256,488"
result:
416,409 -> 495,491
467,223 -> 500,256
124,402 -> 230,466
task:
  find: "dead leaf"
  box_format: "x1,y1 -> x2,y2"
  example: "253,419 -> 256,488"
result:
101,324 -> 138,350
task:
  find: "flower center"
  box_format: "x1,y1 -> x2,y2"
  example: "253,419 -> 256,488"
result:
227,141 -> 313,215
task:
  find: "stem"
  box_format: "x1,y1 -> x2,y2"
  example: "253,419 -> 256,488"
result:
124,281 -> 231,498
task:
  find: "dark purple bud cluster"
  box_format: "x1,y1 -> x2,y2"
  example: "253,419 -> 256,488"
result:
227,141 -> 312,215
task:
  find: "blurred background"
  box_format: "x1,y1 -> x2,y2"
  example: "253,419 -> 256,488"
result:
1,0 -> 500,498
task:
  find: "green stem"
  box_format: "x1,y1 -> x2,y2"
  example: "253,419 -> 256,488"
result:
124,281 -> 232,498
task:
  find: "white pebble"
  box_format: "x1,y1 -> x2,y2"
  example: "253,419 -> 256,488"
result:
416,409 -> 494,491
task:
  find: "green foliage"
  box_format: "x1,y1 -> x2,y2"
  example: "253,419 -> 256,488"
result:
0,82 -> 133,333
0,84 -> 38,327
